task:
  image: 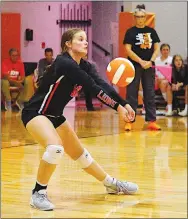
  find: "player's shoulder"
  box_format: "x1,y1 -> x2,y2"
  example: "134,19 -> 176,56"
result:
80,58 -> 92,72
56,53 -> 69,61
80,58 -> 91,67
55,52 -> 76,65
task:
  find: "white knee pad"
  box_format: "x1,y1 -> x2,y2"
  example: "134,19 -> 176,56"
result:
76,148 -> 94,168
42,145 -> 64,164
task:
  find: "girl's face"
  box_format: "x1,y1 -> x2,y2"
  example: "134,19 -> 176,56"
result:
68,31 -> 88,57
161,46 -> 170,57
134,11 -> 146,27
174,56 -> 183,68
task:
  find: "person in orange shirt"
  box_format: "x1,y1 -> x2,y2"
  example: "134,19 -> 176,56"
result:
1,48 -> 25,111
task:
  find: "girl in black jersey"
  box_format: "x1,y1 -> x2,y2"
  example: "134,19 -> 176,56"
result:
21,28 -> 138,211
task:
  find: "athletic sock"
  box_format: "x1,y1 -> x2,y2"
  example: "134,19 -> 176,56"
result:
103,174 -> 115,186
33,181 -> 48,194
167,104 -> 172,111
162,92 -> 167,101
184,104 -> 188,112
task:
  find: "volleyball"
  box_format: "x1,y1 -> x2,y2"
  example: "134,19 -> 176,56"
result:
106,58 -> 135,87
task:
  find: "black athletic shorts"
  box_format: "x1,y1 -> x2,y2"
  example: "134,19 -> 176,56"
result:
21,109 -> 66,128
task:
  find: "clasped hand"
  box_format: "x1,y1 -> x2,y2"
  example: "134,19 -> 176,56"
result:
140,60 -> 152,69
117,104 -> 135,123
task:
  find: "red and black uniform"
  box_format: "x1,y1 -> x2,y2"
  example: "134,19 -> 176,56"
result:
22,52 -> 128,128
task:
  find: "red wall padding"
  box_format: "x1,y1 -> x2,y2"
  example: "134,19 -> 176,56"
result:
1,13 -> 21,61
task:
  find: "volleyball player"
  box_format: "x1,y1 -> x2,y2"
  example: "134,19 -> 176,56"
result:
21,28 -> 138,211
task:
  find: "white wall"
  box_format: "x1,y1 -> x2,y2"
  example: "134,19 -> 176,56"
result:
1,1 -> 92,62
130,2 -> 187,59
1,2 -> 62,62
92,1 -> 123,80
92,1 -> 123,52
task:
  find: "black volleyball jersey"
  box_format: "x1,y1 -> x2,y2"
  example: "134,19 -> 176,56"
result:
24,52 -> 128,117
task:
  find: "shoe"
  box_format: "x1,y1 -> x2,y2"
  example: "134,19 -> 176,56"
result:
178,109 -> 188,117
105,178 -> 138,195
30,190 -> 54,211
156,110 -> 165,116
147,121 -> 161,131
165,110 -> 173,117
124,123 -> 132,131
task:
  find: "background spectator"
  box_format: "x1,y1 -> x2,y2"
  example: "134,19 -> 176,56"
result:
166,54 -> 188,116
155,43 -> 172,102
37,48 -> 54,85
1,48 -> 25,110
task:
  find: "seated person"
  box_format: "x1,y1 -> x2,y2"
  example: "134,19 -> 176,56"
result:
138,44 -> 172,115
155,43 -> 172,103
1,48 -> 25,111
36,48 -> 54,86
166,54 -> 188,116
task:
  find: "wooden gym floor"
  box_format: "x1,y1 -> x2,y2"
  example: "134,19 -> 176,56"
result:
1,107 -> 187,218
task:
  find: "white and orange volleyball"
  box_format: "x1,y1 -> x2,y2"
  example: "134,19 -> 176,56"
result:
106,58 -> 135,87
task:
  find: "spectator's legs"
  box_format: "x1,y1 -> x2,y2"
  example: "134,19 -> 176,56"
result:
126,66 -> 142,113
18,75 -> 35,108
179,85 -> 188,116
124,66 -> 142,131
138,82 -> 145,114
1,79 -> 12,111
158,79 -> 168,102
9,81 -> 24,110
138,82 -> 143,100
166,84 -> 173,116
141,67 -> 156,122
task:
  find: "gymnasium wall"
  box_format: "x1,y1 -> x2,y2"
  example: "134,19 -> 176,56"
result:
92,1 -> 123,53
92,1 -> 123,82
1,2 -> 92,62
1,2 -> 61,62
